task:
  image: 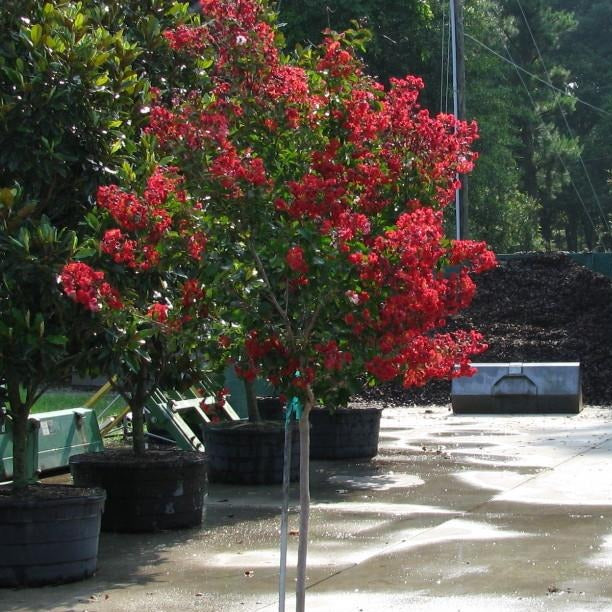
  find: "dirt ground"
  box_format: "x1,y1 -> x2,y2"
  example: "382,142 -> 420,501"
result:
361,253 -> 612,406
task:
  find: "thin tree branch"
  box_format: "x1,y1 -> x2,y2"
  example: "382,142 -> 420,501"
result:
247,239 -> 295,343
302,299 -> 325,344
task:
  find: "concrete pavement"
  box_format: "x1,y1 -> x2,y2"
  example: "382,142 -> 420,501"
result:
3,404 -> 612,611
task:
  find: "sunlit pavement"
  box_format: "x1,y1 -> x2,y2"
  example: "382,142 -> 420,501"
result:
5,404 -> 612,611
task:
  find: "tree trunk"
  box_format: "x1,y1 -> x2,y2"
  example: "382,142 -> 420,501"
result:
127,364 -> 151,456
295,395 -> 312,612
245,378 -> 261,422
131,401 -> 146,455
6,378 -> 31,490
565,220 -> 578,252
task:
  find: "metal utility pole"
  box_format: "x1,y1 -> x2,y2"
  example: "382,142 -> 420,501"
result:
450,0 -> 468,239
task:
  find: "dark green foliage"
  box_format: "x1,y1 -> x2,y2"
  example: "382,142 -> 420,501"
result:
278,0 -> 435,94
0,0 -> 195,229
0,0 -> 197,487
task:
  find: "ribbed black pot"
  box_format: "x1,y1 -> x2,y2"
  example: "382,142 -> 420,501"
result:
309,407 -> 383,459
70,450 -> 207,533
0,484 -> 105,587
204,421 -> 299,484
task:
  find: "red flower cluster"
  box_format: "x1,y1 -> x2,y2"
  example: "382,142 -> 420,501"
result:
450,240 -> 498,273
146,0 -> 498,397
285,246 -> 308,274
97,166 -> 205,273
147,302 -> 169,323
317,36 -> 361,81
315,340 -> 352,372
244,331 -> 286,361
97,167 -> 185,270
60,262 -> 122,312
365,330 -> 487,387
187,232 -> 208,260
163,25 -> 209,53
210,146 -> 268,196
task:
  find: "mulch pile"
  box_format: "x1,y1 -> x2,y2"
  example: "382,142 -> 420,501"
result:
360,253 -> 612,406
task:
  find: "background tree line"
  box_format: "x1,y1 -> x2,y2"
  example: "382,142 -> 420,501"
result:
278,0 -> 612,253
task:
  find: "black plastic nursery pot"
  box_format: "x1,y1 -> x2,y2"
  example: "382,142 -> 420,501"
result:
0,484 -> 106,587
204,421 -> 299,484
309,407 -> 383,459
70,449 -> 207,533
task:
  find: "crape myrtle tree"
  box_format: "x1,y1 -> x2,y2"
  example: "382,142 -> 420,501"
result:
60,165 -> 223,455
0,0 -> 201,489
125,0 -> 496,607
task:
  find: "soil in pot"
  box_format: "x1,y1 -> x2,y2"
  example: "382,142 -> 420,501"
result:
70,449 -> 207,533
204,421 -> 299,484
309,407 -> 383,459
0,484 -> 105,587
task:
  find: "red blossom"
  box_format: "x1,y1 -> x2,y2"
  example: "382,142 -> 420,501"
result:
163,25 -> 209,54
187,232 -> 208,260
218,334 -> 231,348
234,364 -> 257,382
181,279 -> 205,308
450,240 -> 497,273
147,302 -> 169,323
285,246 -> 308,274
60,262 -> 122,312
315,340 -> 352,371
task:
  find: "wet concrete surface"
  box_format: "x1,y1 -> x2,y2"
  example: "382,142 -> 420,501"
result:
4,404 -> 612,611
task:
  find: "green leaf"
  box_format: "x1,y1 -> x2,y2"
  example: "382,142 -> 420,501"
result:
74,247 -> 97,259
30,24 -> 43,46
74,13 -> 86,29
46,335 -> 68,346
94,73 -> 109,86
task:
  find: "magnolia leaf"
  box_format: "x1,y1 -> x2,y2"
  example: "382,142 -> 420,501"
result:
46,335 -> 67,346
94,73 -> 109,87
74,247 -> 97,259
30,24 -> 43,46
74,13 -> 86,30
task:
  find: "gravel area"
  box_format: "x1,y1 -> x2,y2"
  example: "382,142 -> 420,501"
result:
358,253 -> 612,406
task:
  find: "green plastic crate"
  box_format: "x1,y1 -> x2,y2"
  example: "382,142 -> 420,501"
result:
0,408 -> 103,481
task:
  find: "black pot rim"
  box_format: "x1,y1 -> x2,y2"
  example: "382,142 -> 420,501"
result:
69,449 -> 207,470
0,484 -> 106,509
313,406 -> 384,414
206,420 -> 289,432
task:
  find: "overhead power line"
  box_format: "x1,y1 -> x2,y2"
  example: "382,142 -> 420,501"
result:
465,32 -> 612,118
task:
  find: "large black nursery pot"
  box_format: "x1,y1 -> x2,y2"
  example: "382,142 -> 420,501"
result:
70,449 -> 207,532
0,484 -> 105,587
309,406 -> 383,459
204,421 -> 299,484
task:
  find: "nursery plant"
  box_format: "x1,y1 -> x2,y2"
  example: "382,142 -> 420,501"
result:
0,0 -> 197,491
0,0 -> 205,585
97,0 -> 496,605
60,164 -> 223,455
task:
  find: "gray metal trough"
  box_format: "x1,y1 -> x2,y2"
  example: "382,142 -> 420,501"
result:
451,362 -> 582,414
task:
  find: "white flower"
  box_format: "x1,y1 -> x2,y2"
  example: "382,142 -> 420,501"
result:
236,35 -> 247,46
346,290 -> 360,305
